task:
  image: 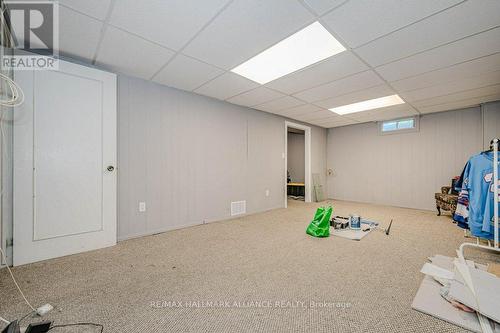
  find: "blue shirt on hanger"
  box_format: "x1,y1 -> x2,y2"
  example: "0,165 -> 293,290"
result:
462,152 -> 500,240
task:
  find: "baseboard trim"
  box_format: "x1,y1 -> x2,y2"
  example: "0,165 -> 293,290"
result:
117,204 -> 285,242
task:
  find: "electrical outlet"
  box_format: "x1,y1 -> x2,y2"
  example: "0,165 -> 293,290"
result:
139,202 -> 146,212
265,189 -> 270,197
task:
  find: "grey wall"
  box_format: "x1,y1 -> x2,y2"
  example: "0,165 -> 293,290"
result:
483,101 -> 500,149
0,46 -> 13,266
287,132 -> 305,183
326,107 -> 491,211
118,76 -> 327,240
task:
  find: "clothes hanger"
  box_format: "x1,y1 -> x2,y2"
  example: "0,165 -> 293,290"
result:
482,139 -> 499,153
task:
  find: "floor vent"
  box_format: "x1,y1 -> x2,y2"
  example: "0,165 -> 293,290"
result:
231,200 -> 246,216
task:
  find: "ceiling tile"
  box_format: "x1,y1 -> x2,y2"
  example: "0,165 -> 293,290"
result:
293,110 -> 339,122
413,84 -> 500,109
96,26 -> 175,80
418,94 -> 500,114
322,0 -> 461,48
109,0 -> 230,51
344,104 -> 416,122
183,0 -> 315,69
355,0 -> 500,67
314,84 -> 395,109
302,0 -> 348,15
265,51 -> 368,94
194,72 -> 259,100
227,87 -> 285,107
294,70 -> 385,102
152,54 -> 224,91
314,117 -> 359,128
390,53 -> 500,92
400,70 -> 500,102
56,0 -> 111,20
375,27 -> 500,82
57,6 -> 103,62
255,96 -> 306,112
274,104 -> 322,117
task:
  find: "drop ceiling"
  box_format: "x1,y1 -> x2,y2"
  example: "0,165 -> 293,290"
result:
49,0 -> 500,128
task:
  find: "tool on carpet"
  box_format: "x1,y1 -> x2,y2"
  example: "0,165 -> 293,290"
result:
331,216 -> 349,229
385,219 -> 393,235
371,219 -> 392,236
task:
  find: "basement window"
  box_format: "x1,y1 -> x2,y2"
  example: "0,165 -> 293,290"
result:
379,117 -> 418,135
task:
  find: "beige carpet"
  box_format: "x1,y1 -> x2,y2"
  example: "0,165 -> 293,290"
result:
1,200 -> 498,332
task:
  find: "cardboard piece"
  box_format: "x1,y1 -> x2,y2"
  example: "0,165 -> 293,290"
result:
429,255 -> 487,271
412,275 -> 489,333
331,227 -> 374,241
331,220 -> 377,241
449,263 -> 500,324
413,255 -> 500,332
421,263 -> 454,280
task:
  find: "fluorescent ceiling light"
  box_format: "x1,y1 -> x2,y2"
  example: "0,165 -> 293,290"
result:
231,22 -> 346,84
329,95 -> 405,115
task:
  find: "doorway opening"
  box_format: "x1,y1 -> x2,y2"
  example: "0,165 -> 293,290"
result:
287,128 -> 305,201
284,121 -> 311,208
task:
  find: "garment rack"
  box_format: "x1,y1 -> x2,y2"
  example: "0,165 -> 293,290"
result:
459,137 -> 500,257
456,139 -> 499,333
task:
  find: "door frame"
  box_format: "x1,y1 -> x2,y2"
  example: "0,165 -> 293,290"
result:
284,121 -> 311,208
13,59 -> 117,266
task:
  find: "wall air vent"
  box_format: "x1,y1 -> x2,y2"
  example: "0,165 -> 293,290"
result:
231,200 -> 246,216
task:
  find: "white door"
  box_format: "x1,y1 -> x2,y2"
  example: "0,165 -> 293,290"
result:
13,60 -> 117,266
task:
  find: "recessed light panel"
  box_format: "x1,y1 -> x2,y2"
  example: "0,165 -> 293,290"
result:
329,95 -> 405,115
231,22 -> 346,84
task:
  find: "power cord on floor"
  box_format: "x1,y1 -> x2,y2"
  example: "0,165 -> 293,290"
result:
0,310 -> 35,327
0,246 -> 36,312
18,310 -> 36,324
0,247 -> 36,326
48,323 -> 103,332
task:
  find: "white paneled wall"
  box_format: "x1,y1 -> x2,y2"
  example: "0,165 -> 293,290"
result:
483,101 -> 500,149
118,76 -> 327,240
326,107 -> 485,211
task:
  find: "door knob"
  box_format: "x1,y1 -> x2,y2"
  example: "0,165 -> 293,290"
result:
107,166 -> 115,172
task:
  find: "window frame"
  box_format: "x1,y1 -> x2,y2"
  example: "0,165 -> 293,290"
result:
378,116 -> 419,135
